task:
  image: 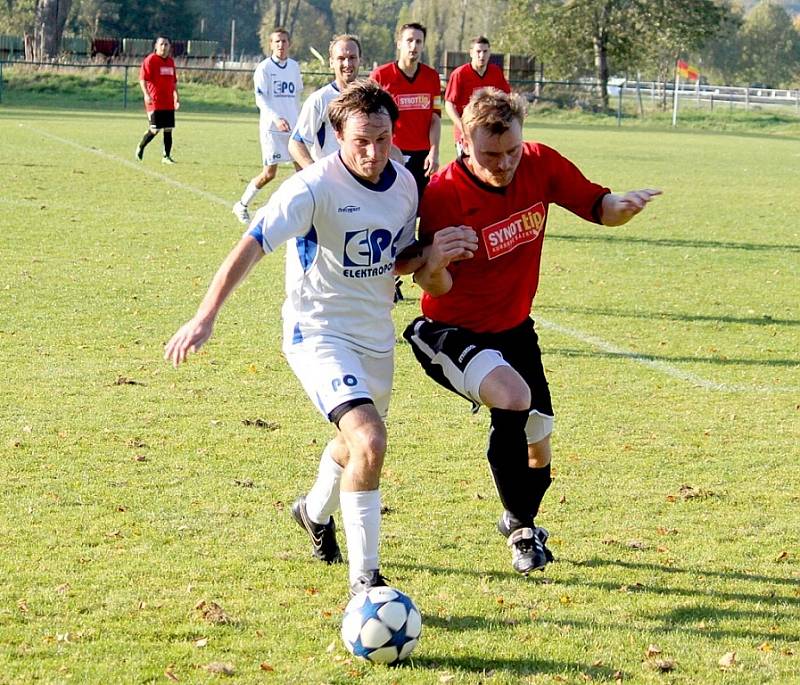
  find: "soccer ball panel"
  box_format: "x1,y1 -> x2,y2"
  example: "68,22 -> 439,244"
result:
359,617 -> 393,648
341,610 -> 363,644
377,600 -> 408,631
366,645 -> 401,664
398,638 -> 418,661
405,607 -> 422,639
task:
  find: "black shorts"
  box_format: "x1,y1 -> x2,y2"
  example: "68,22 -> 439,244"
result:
402,149 -> 430,202
148,110 -> 176,130
403,316 -> 553,417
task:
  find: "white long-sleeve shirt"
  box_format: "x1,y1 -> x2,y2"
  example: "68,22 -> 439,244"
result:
253,56 -> 302,130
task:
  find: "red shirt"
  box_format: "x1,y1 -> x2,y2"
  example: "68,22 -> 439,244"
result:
444,63 -> 510,143
419,143 -> 609,333
140,53 -> 177,112
370,62 -> 442,151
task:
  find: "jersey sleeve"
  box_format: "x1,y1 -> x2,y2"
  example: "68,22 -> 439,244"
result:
429,69 -> 442,115
291,93 -> 320,147
139,55 -> 151,81
247,175 -> 315,253
541,145 -> 609,223
444,68 -> 460,104
418,175 -> 458,242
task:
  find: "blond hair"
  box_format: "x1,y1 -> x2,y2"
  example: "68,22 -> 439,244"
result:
462,87 -> 527,137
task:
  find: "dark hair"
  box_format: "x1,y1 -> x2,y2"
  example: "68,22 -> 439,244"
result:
328,79 -> 399,134
270,27 -> 290,39
329,33 -> 362,59
398,22 -> 427,40
470,36 -> 490,47
154,36 -> 171,47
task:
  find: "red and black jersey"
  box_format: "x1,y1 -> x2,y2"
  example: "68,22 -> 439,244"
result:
419,142 -> 609,333
140,53 -> 177,112
370,62 -> 442,152
444,63 -> 510,143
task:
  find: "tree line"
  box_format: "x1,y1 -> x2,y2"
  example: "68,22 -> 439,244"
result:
1,0 -> 799,97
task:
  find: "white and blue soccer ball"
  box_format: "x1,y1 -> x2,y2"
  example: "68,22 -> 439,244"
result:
341,586 -> 422,664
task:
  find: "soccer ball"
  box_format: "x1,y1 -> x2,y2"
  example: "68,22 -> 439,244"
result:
341,586 -> 422,664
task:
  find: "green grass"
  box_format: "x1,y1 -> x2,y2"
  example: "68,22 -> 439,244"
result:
0,104 -> 798,684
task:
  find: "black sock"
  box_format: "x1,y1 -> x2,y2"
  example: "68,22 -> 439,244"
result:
487,408 -> 534,527
138,131 -> 156,150
163,130 -> 173,157
527,462 -> 552,521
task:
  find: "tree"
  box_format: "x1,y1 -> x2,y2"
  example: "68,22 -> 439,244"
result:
0,0 -> 72,58
739,0 -> 800,86
697,3 -> 744,85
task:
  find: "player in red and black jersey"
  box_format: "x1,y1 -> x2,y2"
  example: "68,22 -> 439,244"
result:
136,36 -> 180,164
371,23 -> 442,202
404,88 -> 661,575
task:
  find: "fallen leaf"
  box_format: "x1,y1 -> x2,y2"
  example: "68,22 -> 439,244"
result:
133,454 -> 147,462
233,479 -> 254,488
18,599 -> 28,613
613,670 -> 623,684
654,658 -> 675,672
627,540 -> 646,549
439,675 -> 455,683
260,662 -> 274,671
195,600 -> 234,625
775,551 -> 788,562
193,637 -> 208,648
203,662 -> 235,675
326,641 -> 336,653
719,651 -> 737,668
114,376 -> 144,386
559,495 -> 567,504
645,644 -> 662,658
241,418 -> 279,430
757,642 -> 773,652
56,583 -> 70,594
164,666 -> 179,681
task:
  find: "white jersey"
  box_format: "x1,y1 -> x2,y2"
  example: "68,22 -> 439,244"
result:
248,153 -> 418,355
290,82 -> 341,161
253,56 -> 302,130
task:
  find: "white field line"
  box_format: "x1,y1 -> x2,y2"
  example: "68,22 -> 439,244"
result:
538,318 -> 799,394
25,125 -> 797,395
20,124 -> 231,207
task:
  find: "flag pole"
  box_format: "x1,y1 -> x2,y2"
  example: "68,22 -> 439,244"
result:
672,69 -> 680,127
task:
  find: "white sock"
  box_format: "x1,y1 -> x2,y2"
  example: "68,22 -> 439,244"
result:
304,444 -> 343,525
340,489 -> 381,584
240,180 -> 260,207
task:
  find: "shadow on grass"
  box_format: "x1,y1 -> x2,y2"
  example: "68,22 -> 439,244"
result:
407,651 -> 623,681
549,232 -> 800,253
537,304 -> 800,328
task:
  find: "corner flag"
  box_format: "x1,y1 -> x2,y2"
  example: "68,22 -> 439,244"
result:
676,59 -> 699,81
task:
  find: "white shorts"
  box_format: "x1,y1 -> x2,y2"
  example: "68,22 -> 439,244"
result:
259,124 -> 292,166
285,338 -> 393,421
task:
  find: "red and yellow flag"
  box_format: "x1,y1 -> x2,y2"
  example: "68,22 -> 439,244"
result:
676,59 -> 699,81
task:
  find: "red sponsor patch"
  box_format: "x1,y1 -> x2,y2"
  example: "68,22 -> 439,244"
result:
397,93 -> 431,110
481,202 -> 546,259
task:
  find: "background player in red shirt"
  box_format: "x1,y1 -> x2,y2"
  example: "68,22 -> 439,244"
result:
444,36 -> 510,154
404,88 -> 660,576
371,23 -> 442,201
136,36 -> 180,164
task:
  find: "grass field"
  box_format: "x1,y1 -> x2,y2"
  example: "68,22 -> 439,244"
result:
0,102 -> 798,684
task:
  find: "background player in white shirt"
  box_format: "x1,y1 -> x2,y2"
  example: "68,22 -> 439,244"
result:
165,80 -> 478,595
288,34 -> 361,168
233,27 -> 303,224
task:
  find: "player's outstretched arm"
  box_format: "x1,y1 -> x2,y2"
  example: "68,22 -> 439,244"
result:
412,225 -> 478,296
601,188 -> 662,227
164,235 -> 263,367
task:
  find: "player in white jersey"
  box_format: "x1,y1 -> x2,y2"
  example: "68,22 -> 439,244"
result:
165,80 -> 478,596
289,35 -> 361,168
233,27 -> 303,225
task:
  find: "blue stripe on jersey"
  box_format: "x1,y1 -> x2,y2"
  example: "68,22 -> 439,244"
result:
295,225 -> 318,271
316,124 -> 325,149
291,130 -> 304,142
248,217 -> 265,244
292,323 -> 303,344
